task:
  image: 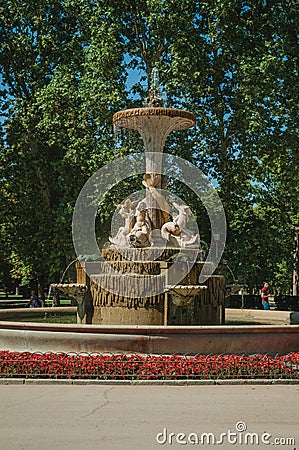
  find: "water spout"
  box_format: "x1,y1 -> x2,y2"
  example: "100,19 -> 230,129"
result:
146,67 -> 164,107
226,265 -> 236,284
60,259 -> 78,284
151,67 -> 160,90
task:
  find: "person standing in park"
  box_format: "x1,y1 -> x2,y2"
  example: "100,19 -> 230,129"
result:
261,282 -> 270,310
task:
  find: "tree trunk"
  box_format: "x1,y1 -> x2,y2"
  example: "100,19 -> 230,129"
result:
37,279 -> 46,307
52,288 -> 61,307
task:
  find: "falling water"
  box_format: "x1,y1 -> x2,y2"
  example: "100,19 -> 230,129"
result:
226,265 -> 237,284
60,259 -> 78,284
47,284 -> 52,303
151,67 -> 160,90
113,123 -> 122,147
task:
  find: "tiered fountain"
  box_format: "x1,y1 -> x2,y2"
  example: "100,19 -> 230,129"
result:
52,69 -> 226,325
2,71 -> 298,356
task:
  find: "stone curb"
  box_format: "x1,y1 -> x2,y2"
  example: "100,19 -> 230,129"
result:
0,378 -> 298,386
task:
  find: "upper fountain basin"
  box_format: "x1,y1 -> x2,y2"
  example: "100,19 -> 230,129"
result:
113,107 -> 196,154
113,107 -> 196,132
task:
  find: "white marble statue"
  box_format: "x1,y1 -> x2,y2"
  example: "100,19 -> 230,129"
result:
142,173 -> 170,225
127,201 -> 151,247
161,202 -> 199,248
109,199 -> 138,247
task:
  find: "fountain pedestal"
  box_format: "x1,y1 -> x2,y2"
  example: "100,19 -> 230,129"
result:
75,250 -> 226,326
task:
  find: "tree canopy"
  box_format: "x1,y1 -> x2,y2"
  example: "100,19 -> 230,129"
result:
0,0 -> 298,294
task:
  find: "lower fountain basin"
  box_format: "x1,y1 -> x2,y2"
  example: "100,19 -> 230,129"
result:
0,321 -> 298,354
51,283 -> 87,303
165,285 -> 207,306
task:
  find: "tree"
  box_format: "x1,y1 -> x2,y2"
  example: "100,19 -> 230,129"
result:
0,0 -> 298,295
166,0 -> 299,291
0,0 -> 126,294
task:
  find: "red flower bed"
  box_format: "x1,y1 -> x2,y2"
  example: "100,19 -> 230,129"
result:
0,351 -> 299,380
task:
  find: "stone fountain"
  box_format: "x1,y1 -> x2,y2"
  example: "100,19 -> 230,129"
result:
3,75 -> 299,357
53,69 -> 226,325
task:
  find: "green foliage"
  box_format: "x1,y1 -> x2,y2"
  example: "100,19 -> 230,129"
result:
0,0 -> 298,292
0,0 -> 125,285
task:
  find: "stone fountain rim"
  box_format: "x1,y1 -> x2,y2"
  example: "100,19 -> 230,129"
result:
112,107 -> 196,128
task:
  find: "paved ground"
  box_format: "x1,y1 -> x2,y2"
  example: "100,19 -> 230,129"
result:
0,384 -> 298,450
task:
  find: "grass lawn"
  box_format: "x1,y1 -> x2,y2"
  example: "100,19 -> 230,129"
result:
12,313 -> 77,324
0,293 -> 75,307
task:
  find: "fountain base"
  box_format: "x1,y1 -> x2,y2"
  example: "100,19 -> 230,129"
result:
73,248 -> 226,326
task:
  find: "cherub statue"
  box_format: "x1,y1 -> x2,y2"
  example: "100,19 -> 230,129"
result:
161,202 -> 199,248
127,201 -> 151,247
109,199 -> 138,247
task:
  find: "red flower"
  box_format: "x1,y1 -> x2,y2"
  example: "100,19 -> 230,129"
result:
0,350 -> 298,380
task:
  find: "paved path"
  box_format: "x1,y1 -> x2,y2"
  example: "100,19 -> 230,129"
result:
0,384 -> 298,450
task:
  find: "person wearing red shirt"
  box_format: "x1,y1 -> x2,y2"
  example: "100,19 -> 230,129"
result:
261,282 -> 270,310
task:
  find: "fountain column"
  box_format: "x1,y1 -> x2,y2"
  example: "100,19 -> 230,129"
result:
113,100 -> 196,233
113,69 -> 196,233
